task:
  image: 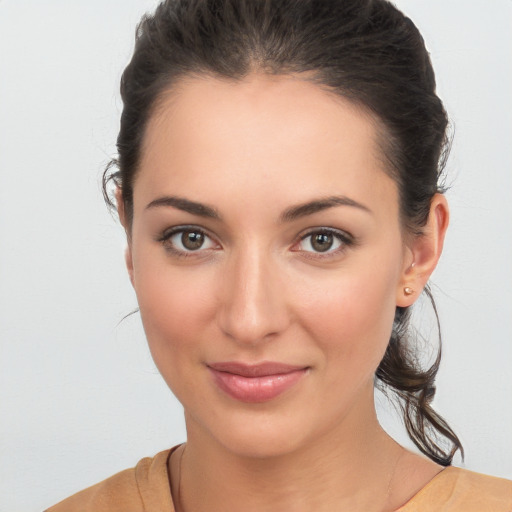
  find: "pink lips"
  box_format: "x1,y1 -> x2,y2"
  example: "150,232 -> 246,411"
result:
208,362 -> 308,403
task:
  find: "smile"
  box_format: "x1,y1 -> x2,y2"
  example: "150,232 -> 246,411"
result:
207,362 -> 309,403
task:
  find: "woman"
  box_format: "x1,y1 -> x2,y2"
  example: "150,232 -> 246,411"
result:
46,0 -> 512,510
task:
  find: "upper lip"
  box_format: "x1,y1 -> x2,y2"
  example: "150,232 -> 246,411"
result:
208,361 -> 308,377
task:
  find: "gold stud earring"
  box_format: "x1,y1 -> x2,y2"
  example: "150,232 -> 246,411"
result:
404,287 -> 414,296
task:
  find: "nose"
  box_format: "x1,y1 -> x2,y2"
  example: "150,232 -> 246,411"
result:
216,247 -> 290,346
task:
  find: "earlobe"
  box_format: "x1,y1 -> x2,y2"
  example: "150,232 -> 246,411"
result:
396,194 -> 449,307
125,246 -> 135,287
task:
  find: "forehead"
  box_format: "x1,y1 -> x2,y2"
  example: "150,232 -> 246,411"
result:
135,73 -> 398,218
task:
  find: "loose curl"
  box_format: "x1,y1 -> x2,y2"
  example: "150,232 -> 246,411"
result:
104,0 -> 463,465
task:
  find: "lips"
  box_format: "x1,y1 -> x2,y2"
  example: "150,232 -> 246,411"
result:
208,362 -> 308,403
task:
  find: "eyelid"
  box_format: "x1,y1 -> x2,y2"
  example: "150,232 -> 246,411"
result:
156,224 -> 354,259
292,227 -> 355,256
157,224 -> 221,257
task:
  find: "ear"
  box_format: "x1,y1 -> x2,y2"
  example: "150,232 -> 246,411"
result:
115,187 -> 135,287
396,193 -> 449,307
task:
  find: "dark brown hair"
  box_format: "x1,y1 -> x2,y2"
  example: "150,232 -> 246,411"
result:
105,0 -> 463,465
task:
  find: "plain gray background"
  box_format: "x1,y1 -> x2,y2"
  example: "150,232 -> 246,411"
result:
0,1 -> 511,510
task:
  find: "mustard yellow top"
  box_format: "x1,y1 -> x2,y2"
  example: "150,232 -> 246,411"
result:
46,448 -> 512,511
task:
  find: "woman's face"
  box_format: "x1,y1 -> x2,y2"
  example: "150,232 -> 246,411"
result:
125,74 -> 413,457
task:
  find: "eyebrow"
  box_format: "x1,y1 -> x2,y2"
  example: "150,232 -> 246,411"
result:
145,194 -> 371,222
280,195 -> 372,222
145,196 -> 221,219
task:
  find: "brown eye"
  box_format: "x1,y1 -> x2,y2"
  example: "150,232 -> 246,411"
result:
295,229 -> 351,256
160,227 -> 217,255
311,233 -> 334,252
181,230 -> 204,250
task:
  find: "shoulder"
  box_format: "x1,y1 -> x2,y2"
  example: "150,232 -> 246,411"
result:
398,466 -> 512,511
45,449 -> 175,512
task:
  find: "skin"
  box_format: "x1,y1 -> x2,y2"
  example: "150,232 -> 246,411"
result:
118,73 -> 449,512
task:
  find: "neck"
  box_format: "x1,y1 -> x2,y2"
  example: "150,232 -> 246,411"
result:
174,394 -> 406,512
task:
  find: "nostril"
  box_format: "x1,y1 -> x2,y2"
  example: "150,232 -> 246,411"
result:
216,292 -> 289,345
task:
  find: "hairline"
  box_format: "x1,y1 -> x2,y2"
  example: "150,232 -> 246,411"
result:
123,68 -> 414,236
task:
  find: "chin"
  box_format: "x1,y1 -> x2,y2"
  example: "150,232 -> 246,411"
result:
187,405 -> 325,460
220,429 -> 311,460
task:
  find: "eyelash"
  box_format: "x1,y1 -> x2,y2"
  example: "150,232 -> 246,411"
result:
157,225 -> 218,259
293,228 -> 355,259
156,226 -> 355,259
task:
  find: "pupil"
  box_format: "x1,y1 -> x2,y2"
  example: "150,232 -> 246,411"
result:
182,231 -> 204,250
312,233 -> 333,252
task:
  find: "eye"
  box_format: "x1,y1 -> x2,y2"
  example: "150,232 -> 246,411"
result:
294,228 -> 353,255
158,226 -> 218,256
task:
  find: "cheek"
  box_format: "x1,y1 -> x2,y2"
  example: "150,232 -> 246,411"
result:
137,274 -> 211,335
292,260 -> 399,373
132,254 -> 217,379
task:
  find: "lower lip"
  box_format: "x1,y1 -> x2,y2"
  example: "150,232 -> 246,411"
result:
209,368 -> 308,403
